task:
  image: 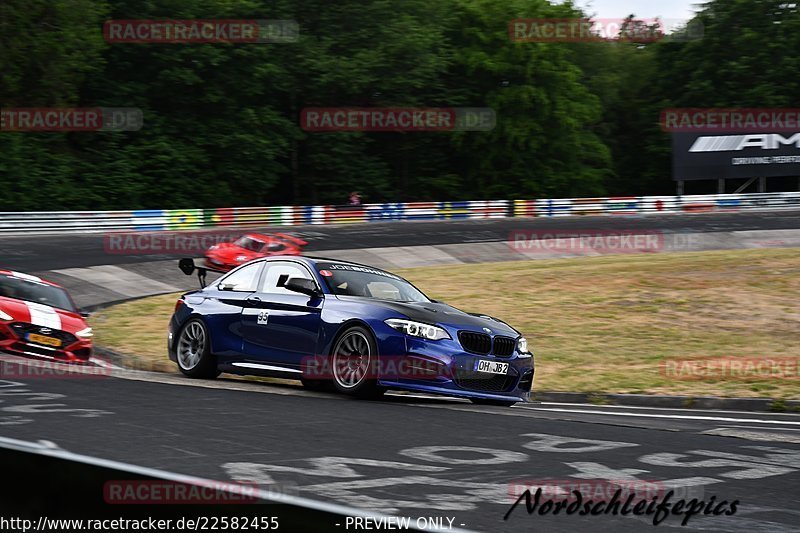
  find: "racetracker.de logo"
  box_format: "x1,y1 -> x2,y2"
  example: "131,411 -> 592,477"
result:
661,357 -> 800,380
509,18 -> 702,43
300,108 -> 496,132
1,108 -> 142,132
301,355 -> 446,381
104,231 -> 240,255
103,19 -> 299,44
103,480 -> 275,504
509,230 -> 664,254
661,108 -> 800,133
0,356 -> 112,379
507,479 -> 703,501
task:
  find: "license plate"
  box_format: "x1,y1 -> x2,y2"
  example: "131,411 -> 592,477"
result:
475,359 -> 509,375
27,333 -> 62,347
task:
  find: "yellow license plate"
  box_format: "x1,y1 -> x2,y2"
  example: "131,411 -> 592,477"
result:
27,333 -> 62,347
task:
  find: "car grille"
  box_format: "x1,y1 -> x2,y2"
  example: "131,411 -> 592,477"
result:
458,331 -> 516,357
9,323 -> 78,346
458,331 -> 491,354
493,336 -> 516,357
453,368 -> 518,393
10,342 -> 61,358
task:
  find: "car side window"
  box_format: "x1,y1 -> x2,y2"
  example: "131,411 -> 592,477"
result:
217,262 -> 262,292
259,262 -> 313,295
264,243 -> 286,252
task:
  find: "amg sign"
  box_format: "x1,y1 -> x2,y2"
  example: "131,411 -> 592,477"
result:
673,132 -> 800,180
689,133 -> 800,152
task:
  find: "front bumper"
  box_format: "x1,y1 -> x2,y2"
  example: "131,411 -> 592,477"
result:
376,335 -> 534,402
204,256 -> 237,272
0,321 -> 92,362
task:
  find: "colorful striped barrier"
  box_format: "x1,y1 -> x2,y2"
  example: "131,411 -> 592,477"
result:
1,192 -> 799,233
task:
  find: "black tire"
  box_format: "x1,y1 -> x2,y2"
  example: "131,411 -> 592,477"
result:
330,325 -> 384,399
470,398 -> 517,407
175,318 -> 219,379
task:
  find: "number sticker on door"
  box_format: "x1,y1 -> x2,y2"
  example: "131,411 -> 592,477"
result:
257,311 -> 269,325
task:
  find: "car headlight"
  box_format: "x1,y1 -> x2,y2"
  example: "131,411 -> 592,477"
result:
76,327 -> 93,339
385,318 -> 451,340
0,309 -> 12,321
517,336 -> 528,353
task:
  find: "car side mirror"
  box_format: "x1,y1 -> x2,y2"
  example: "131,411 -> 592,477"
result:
285,277 -> 321,297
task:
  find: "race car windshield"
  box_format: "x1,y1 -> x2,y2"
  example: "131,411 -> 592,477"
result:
234,236 -> 265,252
0,274 -> 77,312
317,264 -> 429,303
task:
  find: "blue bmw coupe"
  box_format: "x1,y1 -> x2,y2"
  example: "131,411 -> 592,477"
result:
169,256 -> 533,406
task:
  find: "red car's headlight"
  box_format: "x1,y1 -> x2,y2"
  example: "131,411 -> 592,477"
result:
75,327 -> 93,339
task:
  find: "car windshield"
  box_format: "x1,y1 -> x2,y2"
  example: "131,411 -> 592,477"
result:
261,242 -> 286,252
234,236 -> 265,252
316,263 -> 430,303
0,274 -> 76,312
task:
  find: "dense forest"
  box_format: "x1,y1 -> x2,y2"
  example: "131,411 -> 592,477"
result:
1,0 -> 799,210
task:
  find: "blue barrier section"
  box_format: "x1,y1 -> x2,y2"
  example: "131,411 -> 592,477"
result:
132,210 -> 165,231
716,198 -> 742,209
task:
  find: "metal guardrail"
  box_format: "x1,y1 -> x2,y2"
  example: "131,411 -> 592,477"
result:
0,436 -> 460,532
0,193 -> 798,234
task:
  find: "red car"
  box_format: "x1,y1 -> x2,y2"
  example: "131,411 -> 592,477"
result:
0,270 -> 93,362
204,232 -> 308,271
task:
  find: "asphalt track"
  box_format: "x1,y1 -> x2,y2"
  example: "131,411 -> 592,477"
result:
1,359 -> 799,532
2,212 -> 800,532
2,209 -> 800,271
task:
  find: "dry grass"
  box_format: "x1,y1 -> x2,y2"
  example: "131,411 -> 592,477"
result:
91,294 -> 179,373
92,248 -> 800,398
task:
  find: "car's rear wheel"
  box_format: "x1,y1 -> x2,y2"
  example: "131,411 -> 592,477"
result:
470,398 -> 517,407
176,319 -> 219,379
330,325 -> 384,399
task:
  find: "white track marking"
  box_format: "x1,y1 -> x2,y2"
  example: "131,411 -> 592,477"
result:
536,401 -> 800,417
703,428 -> 800,443
53,264 -> 176,298
517,406 -> 800,426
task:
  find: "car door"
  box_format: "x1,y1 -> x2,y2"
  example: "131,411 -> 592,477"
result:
240,260 -> 323,369
200,261 -> 264,362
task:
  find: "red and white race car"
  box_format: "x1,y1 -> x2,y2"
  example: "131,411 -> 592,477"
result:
204,232 -> 308,271
0,270 -> 93,362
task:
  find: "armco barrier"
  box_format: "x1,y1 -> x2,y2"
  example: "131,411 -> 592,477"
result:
0,436 -> 442,532
0,192 -> 798,234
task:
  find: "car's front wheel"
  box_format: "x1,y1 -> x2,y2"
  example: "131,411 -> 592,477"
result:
176,318 -> 219,379
470,398 -> 517,407
330,325 -> 384,399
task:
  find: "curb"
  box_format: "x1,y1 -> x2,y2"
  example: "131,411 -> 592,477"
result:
532,391 -> 800,413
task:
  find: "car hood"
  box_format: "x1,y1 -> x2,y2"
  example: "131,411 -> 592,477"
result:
0,296 -> 87,333
336,296 -> 519,336
207,244 -> 258,259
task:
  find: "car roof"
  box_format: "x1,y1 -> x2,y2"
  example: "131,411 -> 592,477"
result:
260,255 -> 386,271
242,233 -> 270,241
0,269 -> 62,288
